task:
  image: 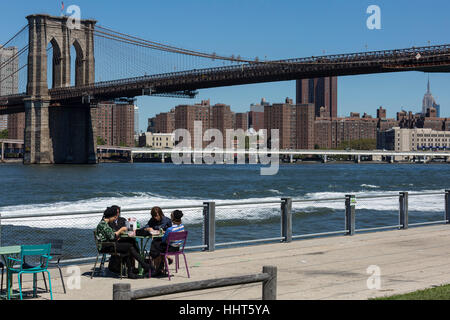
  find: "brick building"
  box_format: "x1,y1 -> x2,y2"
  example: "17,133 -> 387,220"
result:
296,77 -> 337,118
7,112 -> 25,140
173,100 -> 236,148
248,98 -> 269,132
264,98 -> 297,149
234,112 -> 248,131
211,103 -> 233,147
313,114 -> 378,150
154,110 -> 175,133
174,100 -> 211,148
377,106 -> 398,132
296,103 -> 315,149
96,99 -> 135,147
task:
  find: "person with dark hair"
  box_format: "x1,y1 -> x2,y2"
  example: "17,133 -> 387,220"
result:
108,205 -> 127,231
144,206 -> 172,232
150,210 -> 185,276
107,205 -> 140,273
96,207 -> 152,279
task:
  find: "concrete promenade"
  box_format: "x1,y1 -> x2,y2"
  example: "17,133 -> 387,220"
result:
13,224 -> 450,300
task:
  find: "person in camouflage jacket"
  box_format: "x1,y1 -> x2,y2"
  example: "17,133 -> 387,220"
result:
96,207 -> 152,279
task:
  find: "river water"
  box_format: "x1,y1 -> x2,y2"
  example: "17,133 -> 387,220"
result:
0,163 -> 448,258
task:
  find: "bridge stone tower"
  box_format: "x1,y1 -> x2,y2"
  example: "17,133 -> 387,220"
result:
24,14 -> 97,164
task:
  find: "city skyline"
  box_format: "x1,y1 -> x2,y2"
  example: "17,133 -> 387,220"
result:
1,0 -> 449,132
148,77 -> 444,125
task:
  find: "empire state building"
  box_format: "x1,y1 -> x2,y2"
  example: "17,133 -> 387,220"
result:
422,77 -> 440,117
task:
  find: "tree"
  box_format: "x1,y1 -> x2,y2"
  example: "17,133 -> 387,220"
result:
337,138 -> 376,150
0,129 -> 8,139
96,136 -> 106,145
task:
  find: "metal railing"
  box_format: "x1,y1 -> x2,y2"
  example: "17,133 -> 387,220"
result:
0,190 -> 449,264
112,265 -> 277,300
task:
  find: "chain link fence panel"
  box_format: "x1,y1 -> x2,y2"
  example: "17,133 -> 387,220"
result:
0,205 -> 205,262
214,203 -> 283,248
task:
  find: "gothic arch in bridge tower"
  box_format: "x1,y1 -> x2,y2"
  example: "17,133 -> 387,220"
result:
48,37 -> 63,89
24,14 -> 97,165
26,14 -> 96,96
71,39 -> 85,87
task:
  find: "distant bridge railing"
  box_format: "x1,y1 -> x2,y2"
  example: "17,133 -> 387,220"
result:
0,139 -> 24,145
0,191 -> 448,264
131,148 -> 450,157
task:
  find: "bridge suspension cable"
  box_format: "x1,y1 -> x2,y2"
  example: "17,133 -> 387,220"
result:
94,25 -> 258,64
0,25 -> 28,48
0,45 -> 28,71
0,25 -> 29,94
2,21 -> 450,98
91,25 -> 450,68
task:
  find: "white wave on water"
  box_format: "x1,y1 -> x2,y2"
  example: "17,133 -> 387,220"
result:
360,184 -> 380,189
297,189 -> 445,213
0,189 -> 446,229
0,192 -> 282,229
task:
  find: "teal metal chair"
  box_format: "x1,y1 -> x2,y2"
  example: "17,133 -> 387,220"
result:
7,244 -> 53,300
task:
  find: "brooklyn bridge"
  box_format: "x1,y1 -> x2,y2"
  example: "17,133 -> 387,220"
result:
1,14 -> 450,164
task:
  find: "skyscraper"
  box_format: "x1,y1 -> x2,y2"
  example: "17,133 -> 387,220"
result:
134,105 -> 139,135
0,46 -> 18,96
435,104 -> 441,118
0,46 -> 19,132
296,77 -> 337,118
422,77 -> 439,116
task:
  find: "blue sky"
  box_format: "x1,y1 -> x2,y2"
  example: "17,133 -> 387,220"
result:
1,0 -> 449,132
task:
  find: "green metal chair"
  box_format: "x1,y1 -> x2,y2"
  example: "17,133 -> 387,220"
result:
7,244 -> 53,300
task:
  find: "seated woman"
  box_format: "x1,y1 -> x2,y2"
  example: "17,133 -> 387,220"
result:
144,206 -> 172,233
107,205 -> 140,272
108,205 -> 127,231
150,210 -> 185,276
96,207 -> 152,279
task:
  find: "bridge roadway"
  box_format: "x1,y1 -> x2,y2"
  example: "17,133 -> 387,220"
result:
15,224 -> 450,300
34,43 -> 450,103
1,43 -> 450,112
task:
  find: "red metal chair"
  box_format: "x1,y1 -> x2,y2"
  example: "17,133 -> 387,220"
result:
150,231 -> 190,280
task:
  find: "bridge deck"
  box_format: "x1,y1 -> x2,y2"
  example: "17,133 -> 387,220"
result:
1,43 -> 450,110
15,224 -> 450,300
